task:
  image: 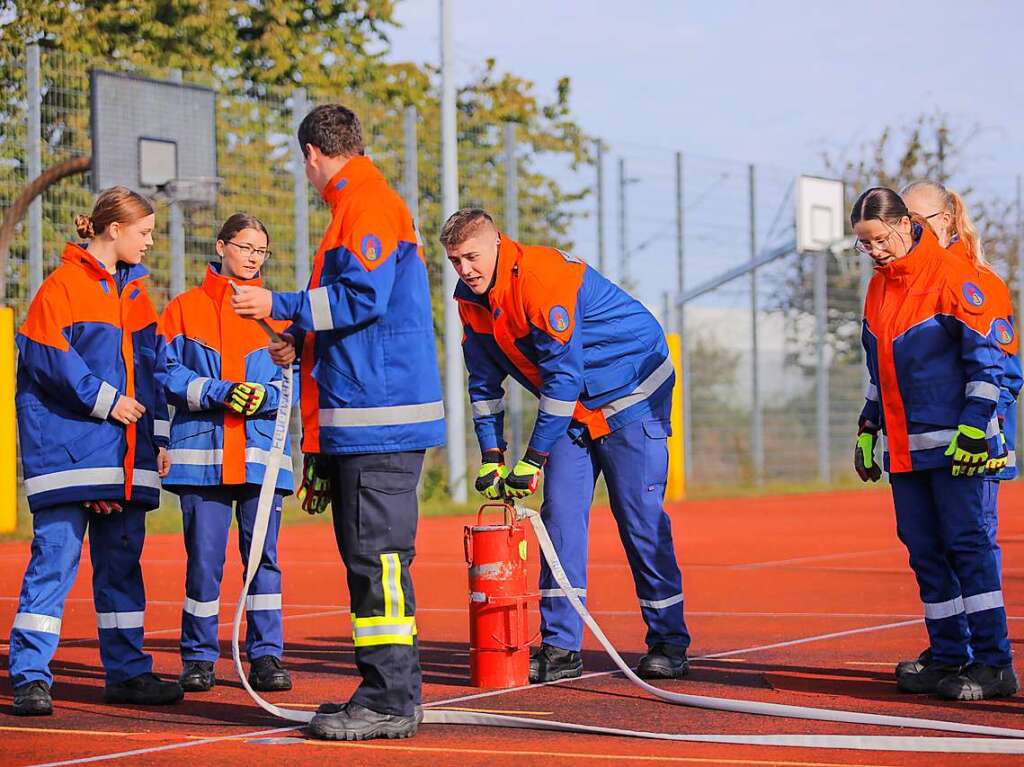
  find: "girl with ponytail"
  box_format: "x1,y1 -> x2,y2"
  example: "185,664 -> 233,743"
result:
8,187 -> 182,716
900,179 -> 1021,689
852,186 -> 1017,701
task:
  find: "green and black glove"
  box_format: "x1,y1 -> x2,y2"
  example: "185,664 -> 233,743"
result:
945,424 -> 988,478
475,449 -> 509,500
987,423 -> 1009,476
504,448 -> 547,499
297,454 -> 331,514
854,425 -> 882,483
224,382 -> 266,416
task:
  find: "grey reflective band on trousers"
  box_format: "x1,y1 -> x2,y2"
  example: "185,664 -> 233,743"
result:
232,346 -> 1024,753
320,400 -> 445,428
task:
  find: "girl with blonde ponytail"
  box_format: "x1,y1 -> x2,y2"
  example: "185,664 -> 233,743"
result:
899,180 -> 1021,699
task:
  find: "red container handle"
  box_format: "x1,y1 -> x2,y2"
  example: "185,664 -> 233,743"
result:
475,502 -> 516,528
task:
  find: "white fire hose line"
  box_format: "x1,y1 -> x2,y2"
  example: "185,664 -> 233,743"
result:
232,364 -> 1024,753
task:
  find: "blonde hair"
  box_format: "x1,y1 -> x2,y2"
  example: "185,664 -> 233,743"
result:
902,180 -> 987,266
74,186 -> 154,240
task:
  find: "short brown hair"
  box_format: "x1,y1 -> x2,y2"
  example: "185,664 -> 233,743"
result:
297,104 -> 364,159
217,212 -> 270,246
75,186 -> 154,239
440,208 -> 496,249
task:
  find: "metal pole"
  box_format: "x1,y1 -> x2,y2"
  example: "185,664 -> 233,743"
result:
815,249 -> 830,483
676,151 -> 691,484
26,42 -> 43,295
168,69 -> 185,296
596,140 -> 605,274
441,0 -> 467,502
618,157 -> 628,287
1017,174 -> 1023,474
749,164 -> 763,483
403,105 -> 420,224
504,122 -> 524,461
291,88 -> 310,290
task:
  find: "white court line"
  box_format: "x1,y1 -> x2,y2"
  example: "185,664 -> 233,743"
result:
20,618 -> 924,766
730,547 -> 901,570
423,618 -> 924,709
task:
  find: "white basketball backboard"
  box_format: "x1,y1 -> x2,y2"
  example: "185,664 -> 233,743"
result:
796,176 -> 845,253
90,70 -> 216,202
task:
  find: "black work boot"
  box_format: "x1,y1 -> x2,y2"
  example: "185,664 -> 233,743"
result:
307,702 -> 417,741
936,663 -> 1020,701
895,648 -> 932,678
104,672 -> 184,705
895,659 -> 961,694
529,643 -> 583,683
318,701 -> 424,726
249,655 -> 292,692
179,661 -> 216,692
636,644 -> 690,680
12,681 -> 52,716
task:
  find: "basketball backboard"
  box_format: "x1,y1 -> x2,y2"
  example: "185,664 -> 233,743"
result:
796,176 -> 844,253
90,70 -> 217,203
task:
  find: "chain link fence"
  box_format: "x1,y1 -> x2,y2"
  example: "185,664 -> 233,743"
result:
4,45 -> 1023,501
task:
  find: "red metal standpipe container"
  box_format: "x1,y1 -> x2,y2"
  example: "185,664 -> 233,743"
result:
464,503 -> 539,688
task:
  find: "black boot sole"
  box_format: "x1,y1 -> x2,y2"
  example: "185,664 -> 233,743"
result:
307,716 -> 417,741
104,687 -> 184,705
249,676 -> 293,692
180,678 -> 215,692
636,663 -> 689,680
529,662 -> 583,684
12,702 -> 52,716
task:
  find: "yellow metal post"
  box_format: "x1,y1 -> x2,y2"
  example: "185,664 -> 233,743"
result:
666,333 -> 685,501
0,308 -> 16,532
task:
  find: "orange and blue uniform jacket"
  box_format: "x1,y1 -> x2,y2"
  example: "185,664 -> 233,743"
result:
947,238 -> 1020,480
860,226 -> 1009,473
159,263 -> 294,492
456,236 -> 674,454
270,156 -> 444,455
16,242 -> 169,513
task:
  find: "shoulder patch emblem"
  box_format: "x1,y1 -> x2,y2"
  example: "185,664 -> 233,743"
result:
548,305 -> 570,333
361,233 -> 383,262
962,281 -> 985,307
994,317 -> 1015,345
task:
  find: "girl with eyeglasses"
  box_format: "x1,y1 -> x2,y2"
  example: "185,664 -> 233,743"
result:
897,180 -> 1021,693
852,187 -> 1016,701
159,213 -> 295,695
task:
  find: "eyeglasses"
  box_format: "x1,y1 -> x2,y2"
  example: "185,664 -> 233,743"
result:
854,229 -> 897,255
226,240 -> 272,259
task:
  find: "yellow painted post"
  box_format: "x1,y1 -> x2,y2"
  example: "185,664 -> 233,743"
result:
0,308 -> 16,532
666,333 -> 685,501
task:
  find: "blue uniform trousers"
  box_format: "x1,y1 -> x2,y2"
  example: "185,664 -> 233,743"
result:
179,485 -> 284,663
981,478 -> 1001,577
8,503 -> 152,687
890,469 -> 1010,668
539,395 -> 690,652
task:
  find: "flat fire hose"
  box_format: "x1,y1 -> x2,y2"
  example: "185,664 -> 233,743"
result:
231,363 -> 1024,753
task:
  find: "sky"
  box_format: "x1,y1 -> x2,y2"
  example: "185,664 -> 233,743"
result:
384,1 -> 1024,309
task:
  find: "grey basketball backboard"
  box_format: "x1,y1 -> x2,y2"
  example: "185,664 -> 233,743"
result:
90,70 -> 216,196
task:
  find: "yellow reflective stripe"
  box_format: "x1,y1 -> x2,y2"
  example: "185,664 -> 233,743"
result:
379,552 -> 405,619
351,613 -> 416,647
392,553 -> 406,619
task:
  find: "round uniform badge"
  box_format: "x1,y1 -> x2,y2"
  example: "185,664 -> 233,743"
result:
361,233 -> 382,262
548,305 -> 570,333
994,318 -> 1015,345
962,281 -> 985,307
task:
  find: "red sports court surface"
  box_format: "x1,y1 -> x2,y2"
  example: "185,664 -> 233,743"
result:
1,484 -> 1023,767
